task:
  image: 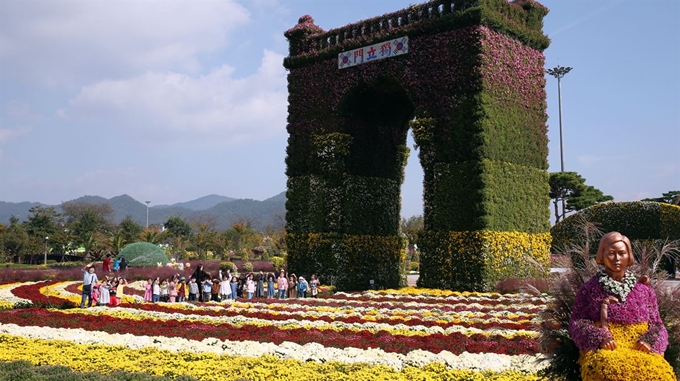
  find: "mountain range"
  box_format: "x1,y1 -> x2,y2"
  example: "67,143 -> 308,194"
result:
0,192 -> 287,231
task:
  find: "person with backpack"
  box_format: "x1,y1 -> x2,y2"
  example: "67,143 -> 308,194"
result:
80,263 -> 99,308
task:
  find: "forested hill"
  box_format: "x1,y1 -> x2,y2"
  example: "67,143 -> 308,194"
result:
0,192 -> 286,231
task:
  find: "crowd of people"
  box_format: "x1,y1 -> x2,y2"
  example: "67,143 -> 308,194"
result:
158,264 -> 322,303
80,260 -> 321,308
80,262 -> 129,308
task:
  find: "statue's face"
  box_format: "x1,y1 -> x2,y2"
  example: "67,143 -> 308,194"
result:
602,240 -> 630,279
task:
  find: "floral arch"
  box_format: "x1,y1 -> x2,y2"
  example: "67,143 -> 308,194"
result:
284,0 -> 552,291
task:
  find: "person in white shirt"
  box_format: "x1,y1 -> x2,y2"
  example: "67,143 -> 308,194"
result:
80,263 -> 99,308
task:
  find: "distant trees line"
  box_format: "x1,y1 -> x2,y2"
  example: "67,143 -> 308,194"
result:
2,174 -> 675,264
0,201 -> 287,264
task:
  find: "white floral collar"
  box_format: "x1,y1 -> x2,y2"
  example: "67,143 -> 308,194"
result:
597,269 -> 637,303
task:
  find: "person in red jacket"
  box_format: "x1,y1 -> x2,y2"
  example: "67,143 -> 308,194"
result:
102,254 -> 112,273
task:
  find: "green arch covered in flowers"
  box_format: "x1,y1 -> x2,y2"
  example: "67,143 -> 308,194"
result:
284,0 -> 552,291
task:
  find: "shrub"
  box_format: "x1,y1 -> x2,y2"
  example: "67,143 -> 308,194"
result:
270,257 -> 285,272
551,201 -> 680,252
409,261 -> 419,272
241,262 -> 253,272
118,242 -> 169,267
219,262 -> 237,272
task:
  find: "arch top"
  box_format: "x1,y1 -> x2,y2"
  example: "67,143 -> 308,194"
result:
284,0 -> 549,67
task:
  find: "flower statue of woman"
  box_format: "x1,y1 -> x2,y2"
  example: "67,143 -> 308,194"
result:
569,231 -> 676,380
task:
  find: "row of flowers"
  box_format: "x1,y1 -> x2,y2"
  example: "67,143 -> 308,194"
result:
0,332 -> 546,380
0,281 -> 550,379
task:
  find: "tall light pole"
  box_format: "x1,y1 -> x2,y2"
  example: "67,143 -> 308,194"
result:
145,201 -> 151,228
546,65 -> 572,172
547,65 -> 572,221
44,236 -> 49,265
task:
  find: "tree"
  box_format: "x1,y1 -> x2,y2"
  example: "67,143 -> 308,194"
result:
2,216 -> 28,262
163,216 -> 192,259
117,215 -> 143,244
140,229 -> 162,244
22,206 -> 68,260
643,191 -> 680,205
108,230 -> 126,255
61,202 -> 114,259
549,172 -> 613,223
82,231 -> 108,260
400,215 -> 423,260
163,216 -> 192,239
23,206 -> 61,239
190,216 -> 218,260
221,221 -> 260,260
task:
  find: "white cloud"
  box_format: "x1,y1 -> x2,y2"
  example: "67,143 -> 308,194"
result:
0,0 -> 250,86
65,49 -> 287,145
0,125 -> 33,144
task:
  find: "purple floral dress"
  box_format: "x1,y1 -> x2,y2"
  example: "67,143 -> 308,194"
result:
569,275 -> 675,381
570,276 -> 668,354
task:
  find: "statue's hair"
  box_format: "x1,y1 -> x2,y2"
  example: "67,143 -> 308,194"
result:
596,231 -> 634,266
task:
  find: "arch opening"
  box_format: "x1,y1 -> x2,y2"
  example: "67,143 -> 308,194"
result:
340,76 -> 414,180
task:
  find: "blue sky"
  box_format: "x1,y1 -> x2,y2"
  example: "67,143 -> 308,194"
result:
1,0 -> 678,219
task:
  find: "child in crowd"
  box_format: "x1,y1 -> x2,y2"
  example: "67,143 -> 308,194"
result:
277,271 -> 288,300
211,278 -> 221,302
108,278 -> 118,306
160,279 -> 169,302
143,278 -> 153,303
246,273 -> 256,300
201,279 -> 212,302
220,274 -> 231,302
152,278 -> 161,303
91,282 -> 101,305
297,276 -> 308,298
168,277 -> 178,303
115,277 -> 127,305
230,276 -> 239,300
256,271 -> 265,298
267,273 -> 275,299
309,274 -> 320,298
288,274 -> 297,299
99,279 -> 111,306
177,277 -> 187,302
188,278 -> 199,301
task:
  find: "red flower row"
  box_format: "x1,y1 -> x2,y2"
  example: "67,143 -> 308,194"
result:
0,307 -> 539,356
11,281 -> 76,308
113,302 -> 537,332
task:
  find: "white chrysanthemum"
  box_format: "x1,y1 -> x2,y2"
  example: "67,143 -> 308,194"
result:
0,322 -> 547,372
0,282 -> 36,305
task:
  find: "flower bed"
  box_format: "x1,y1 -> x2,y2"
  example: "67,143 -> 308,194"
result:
0,281 -> 550,380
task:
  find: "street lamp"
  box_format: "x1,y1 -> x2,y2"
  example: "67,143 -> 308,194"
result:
546,65 -> 572,172
44,236 -> 49,265
547,65 -> 572,222
145,201 -> 151,228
